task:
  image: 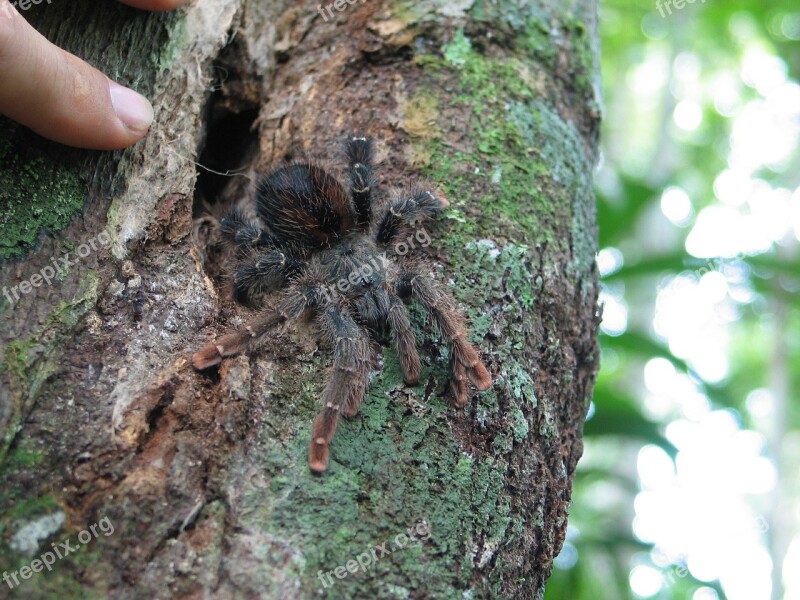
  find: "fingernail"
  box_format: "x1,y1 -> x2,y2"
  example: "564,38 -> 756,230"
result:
109,81 -> 154,136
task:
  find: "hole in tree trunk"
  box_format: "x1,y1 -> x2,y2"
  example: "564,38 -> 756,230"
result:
191,33 -> 263,278
193,104 -> 259,209
192,32 -> 262,215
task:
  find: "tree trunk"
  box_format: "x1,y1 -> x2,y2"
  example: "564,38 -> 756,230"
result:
0,1 -> 600,598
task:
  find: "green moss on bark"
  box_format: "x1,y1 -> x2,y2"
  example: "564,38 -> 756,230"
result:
0,274 -> 99,463
233,351 -> 476,597
226,20 -> 593,594
0,439 -> 100,599
153,18 -> 187,73
0,121 -> 87,260
286,16 -> 596,594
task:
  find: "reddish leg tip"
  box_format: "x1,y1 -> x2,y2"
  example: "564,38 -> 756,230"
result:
192,347 -> 221,370
451,378 -> 469,408
309,438 -> 329,473
470,362 -> 492,391
309,460 -> 328,474
402,358 -> 421,386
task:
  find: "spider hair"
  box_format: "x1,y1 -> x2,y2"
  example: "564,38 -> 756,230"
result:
194,136 -> 491,473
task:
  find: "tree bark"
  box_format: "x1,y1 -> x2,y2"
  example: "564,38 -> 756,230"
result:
0,1 -> 600,598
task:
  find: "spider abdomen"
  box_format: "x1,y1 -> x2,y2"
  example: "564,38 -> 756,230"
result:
256,164 -> 355,251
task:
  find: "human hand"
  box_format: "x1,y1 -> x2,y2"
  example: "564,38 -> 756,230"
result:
0,0 -> 189,150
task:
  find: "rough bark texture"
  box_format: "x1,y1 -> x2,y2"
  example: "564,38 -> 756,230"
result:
0,1 -> 600,598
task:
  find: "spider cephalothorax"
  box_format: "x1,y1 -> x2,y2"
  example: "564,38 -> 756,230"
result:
193,137 -> 492,473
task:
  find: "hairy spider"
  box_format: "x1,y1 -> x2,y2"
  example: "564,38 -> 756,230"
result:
193,137 -> 492,473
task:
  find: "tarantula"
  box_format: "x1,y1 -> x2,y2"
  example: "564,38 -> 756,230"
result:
193,137 -> 492,473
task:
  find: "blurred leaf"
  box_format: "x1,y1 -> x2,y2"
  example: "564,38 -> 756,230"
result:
586,389 -> 677,458
602,252 -> 691,281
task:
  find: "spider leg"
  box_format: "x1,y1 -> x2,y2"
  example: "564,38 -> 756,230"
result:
192,309 -> 285,370
345,136 -> 376,228
394,269 -> 491,406
375,189 -> 449,247
358,284 -> 421,385
232,249 -> 301,305
192,275 -> 325,369
309,303 -> 371,473
219,206 -> 277,256
385,287 -> 422,385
